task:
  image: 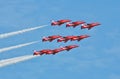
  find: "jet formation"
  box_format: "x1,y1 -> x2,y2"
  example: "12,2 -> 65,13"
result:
51,19 -> 100,30
33,19 -> 101,56
33,45 -> 79,55
42,35 -> 90,42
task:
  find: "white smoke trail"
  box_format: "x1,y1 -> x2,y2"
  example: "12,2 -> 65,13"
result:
0,25 -> 47,39
0,55 -> 28,63
0,41 -> 39,53
0,55 -> 39,67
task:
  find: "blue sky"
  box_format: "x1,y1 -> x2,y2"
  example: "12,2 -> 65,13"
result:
0,0 -> 120,79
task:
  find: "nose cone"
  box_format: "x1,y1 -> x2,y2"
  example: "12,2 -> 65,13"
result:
84,35 -> 90,38
83,35 -> 90,38
72,45 -> 79,48
76,45 -> 79,47
86,35 -> 90,37
97,23 -> 101,26
95,22 -> 101,25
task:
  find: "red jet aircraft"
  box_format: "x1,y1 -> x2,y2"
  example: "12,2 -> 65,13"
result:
64,36 -> 77,40
57,37 -> 68,42
66,21 -> 85,28
33,45 -> 79,55
57,36 -> 75,42
69,36 -> 79,41
33,47 -> 67,55
81,22 -> 100,30
33,50 -> 41,55
72,35 -> 90,41
33,49 -> 53,55
42,35 -> 62,42
52,47 -> 66,55
42,37 -> 50,42
51,19 -> 71,26
57,35 -> 90,42
64,45 -> 79,51
57,36 -> 80,42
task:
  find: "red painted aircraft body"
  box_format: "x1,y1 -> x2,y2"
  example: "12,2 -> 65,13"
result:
65,45 -> 79,51
33,45 -> 79,55
42,35 -> 62,42
52,48 -> 64,55
66,21 -> 85,28
33,50 -> 41,55
33,49 -> 53,55
57,37 -> 68,42
57,36 -> 77,42
77,35 -> 90,41
57,35 -> 90,42
51,19 -> 71,26
81,22 -> 100,30
42,37 -> 50,42
69,36 -> 79,41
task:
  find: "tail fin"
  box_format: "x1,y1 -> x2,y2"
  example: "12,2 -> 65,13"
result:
81,26 -> 84,29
